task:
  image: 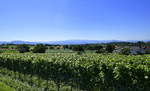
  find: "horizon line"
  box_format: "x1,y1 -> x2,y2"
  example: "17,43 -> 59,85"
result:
0,39 -> 150,42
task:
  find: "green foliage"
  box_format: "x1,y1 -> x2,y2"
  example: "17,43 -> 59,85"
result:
145,49 -> 150,54
120,48 -> 131,55
0,45 -> 9,49
48,46 -> 54,49
85,45 -> 103,50
136,50 -> 145,55
0,53 -> 150,91
96,48 -> 106,54
46,49 -> 73,53
137,41 -> 145,48
106,44 -> 115,53
0,82 -> 16,91
32,44 -> 47,53
0,67 -> 75,91
16,44 -> 30,53
72,45 -> 84,53
0,49 -> 18,53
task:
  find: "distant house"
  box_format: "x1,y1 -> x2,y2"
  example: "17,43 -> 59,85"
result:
113,46 -> 122,53
130,47 -> 145,54
114,46 -> 146,54
146,46 -> 150,50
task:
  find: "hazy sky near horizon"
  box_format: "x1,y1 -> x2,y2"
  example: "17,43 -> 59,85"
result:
0,0 -> 150,41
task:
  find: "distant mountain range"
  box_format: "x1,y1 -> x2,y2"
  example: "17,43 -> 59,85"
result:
0,40 -> 149,45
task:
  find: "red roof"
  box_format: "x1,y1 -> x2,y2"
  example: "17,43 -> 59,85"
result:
147,46 -> 150,49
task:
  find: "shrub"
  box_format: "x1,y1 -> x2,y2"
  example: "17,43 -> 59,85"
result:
72,45 -> 84,52
145,49 -> 150,54
72,45 -> 84,55
120,48 -> 131,55
32,44 -> 47,53
16,44 -> 30,53
96,48 -> 106,54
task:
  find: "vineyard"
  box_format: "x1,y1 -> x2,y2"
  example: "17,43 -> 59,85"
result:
0,53 -> 150,91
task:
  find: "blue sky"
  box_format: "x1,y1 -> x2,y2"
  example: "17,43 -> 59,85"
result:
0,0 -> 150,41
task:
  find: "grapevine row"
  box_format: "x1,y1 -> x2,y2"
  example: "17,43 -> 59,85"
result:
0,53 -> 150,91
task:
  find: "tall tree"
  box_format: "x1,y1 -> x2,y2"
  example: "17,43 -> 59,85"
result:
106,44 -> 115,53
137,41 -> 145,48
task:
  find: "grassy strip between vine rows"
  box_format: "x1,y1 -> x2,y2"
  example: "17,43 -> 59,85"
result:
0,72 -> 41,91
0,67 -> 76,91
0,82 -> 16,91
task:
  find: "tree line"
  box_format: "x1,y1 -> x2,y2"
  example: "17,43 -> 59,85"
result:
0,41 -> 150,54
